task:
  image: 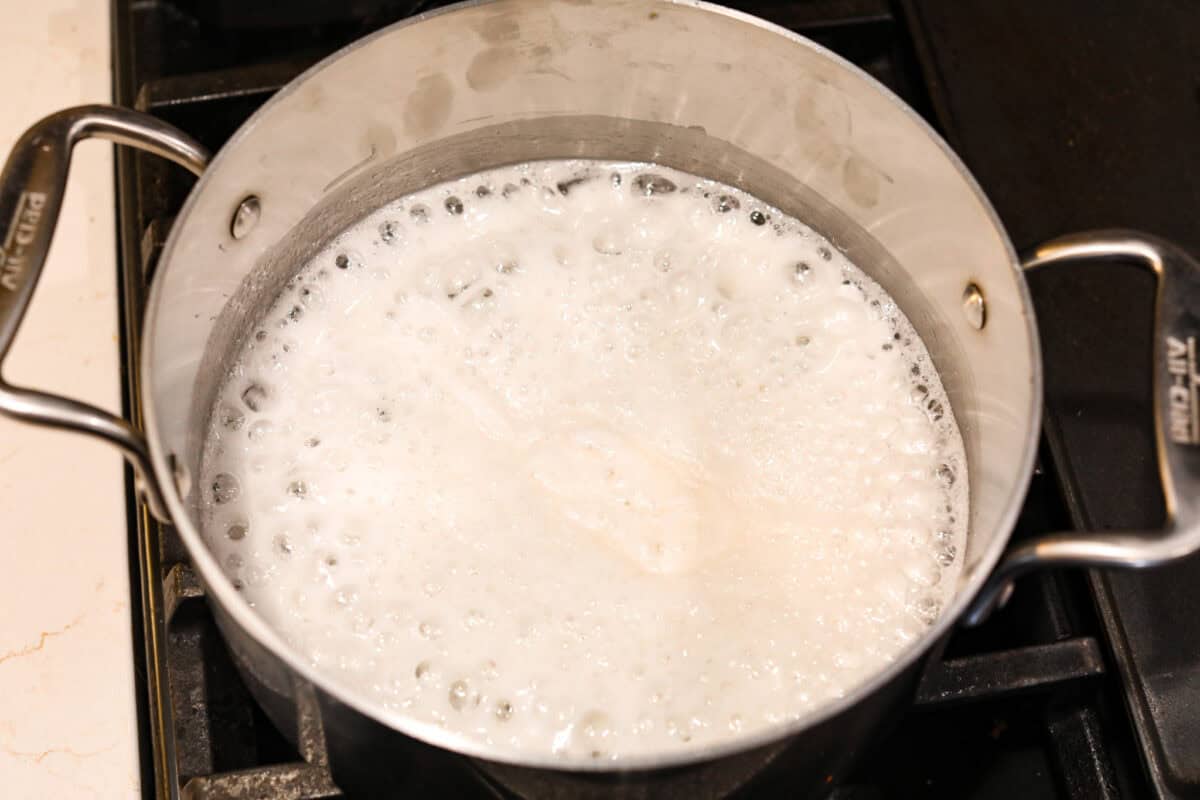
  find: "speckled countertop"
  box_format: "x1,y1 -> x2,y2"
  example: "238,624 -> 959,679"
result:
0,1 -> 140,796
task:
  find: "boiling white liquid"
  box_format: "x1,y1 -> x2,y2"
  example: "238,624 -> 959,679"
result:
201,160 -> 967,761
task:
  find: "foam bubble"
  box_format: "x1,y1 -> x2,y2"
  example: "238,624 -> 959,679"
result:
247,420 -> 273,441
218,405 -> 245,431
241,384 -> 268,412
448,679 -> 479,711
210,473 -> 239,504
379,220 -> 400,243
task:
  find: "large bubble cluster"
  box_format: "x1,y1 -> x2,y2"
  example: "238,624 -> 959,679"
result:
200,159 -> 968,761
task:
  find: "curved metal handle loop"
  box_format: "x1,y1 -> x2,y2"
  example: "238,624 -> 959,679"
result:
964,230 -> 1200,626
0,105 -> 208,521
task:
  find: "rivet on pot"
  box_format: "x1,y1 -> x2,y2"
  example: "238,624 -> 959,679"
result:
962,283 -> 986,330
230,195 -> 261,239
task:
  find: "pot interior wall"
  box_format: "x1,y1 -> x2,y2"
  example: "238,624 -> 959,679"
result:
146,0 -> 1037,669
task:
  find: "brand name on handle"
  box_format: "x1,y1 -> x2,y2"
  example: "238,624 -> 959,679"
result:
1166,334 -> 1200,445
0,192 -> 47,292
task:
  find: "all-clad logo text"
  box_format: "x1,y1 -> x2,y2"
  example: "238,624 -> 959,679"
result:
0,191 -> 47,292
1166,334 -> 1200,445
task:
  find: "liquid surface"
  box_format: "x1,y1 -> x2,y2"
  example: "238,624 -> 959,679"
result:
201,160 -> 967,761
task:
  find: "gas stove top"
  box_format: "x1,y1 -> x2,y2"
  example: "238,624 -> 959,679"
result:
112,1 -> 1200,797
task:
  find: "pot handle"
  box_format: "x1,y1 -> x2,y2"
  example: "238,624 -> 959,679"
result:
0,105 -> 208,521
964,230 -> 1200,626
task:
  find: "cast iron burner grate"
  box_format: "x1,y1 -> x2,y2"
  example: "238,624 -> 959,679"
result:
112,1 -> 1195,797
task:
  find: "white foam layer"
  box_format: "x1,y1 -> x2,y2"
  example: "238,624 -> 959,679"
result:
201,160 -> 967,762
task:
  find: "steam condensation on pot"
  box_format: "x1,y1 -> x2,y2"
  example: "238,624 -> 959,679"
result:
199,160 -> 968,761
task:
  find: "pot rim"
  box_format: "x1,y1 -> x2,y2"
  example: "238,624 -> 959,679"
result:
141,0 -> 1043,773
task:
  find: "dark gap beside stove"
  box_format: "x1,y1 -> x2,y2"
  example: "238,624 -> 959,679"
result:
111,1 -> 1194,797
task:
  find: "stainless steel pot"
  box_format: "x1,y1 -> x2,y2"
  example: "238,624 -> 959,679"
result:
3,1 -> 1199,796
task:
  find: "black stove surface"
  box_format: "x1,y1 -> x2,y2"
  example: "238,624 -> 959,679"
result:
111,1 -> 1199,797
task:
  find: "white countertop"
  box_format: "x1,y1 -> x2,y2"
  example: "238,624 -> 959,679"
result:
0,1 -> 140,797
